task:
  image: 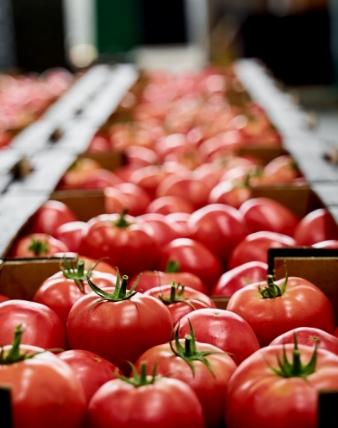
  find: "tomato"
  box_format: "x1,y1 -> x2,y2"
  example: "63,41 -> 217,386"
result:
107,182 -> 151,216
67,274 -> 173,374
188,204 -> 248,268
165,212 -> 192,238
79,212 -> 159,277
11,233 -> 69,257
138,213 -> 181,246
227,274 -> 335,346
270,327 -> 338,356
124,145 -> 159,166
313,239 -> 338,249
0,293 -> 10,303
73,169 -> 122,189
147,195 -> 194,214
158,238 -> 222,293
176,308 -> 259,365
144,283 -> 216,325
80,256 -> 117,275
263,155 -> 300,182
32,200 -> 77,235
225,343 -> 338,428
58,158 -> 102,189
0,299 -> 67,349
294,209 -> 338,245
239,197 -> 299,236
228,231 -> 296,269
0,326 -> 86,428
212,261 -> 268,296
208,180 -> 252,209
33,259 -> 117,325
54,221 -> 88,252
87,134 -> 111,152
135,326 -> 237,428
58,349 -> 116,404
86,364 -> 204,428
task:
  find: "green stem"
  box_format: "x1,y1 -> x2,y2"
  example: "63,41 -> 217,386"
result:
114,209 -> 131,228
28,237 -> 48,255
184,335 -> 193,357
165,260 -> 180,273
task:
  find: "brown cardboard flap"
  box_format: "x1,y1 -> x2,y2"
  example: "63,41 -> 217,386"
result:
0,259 -> 66,300
236,147 -> 288,164
78,150 -> 126,171
211,296 -> 229,310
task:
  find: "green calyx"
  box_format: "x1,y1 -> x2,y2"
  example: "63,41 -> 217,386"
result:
86,269 -> 140,305
170,320 -> 223,377
113,209 -> 131,229
158,282 -> 197,310
0,325 -> 40,365
165,260 -> 180,273
271,333 -> 317,378
116,362 -> 157,387
28,237 -> 48,255
61,257 -> 89,292
259,272 -> 288,299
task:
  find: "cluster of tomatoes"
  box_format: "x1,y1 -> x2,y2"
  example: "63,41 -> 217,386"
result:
3,66 -> 338,428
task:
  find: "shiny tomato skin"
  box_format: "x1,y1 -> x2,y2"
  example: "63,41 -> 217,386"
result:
79,214 -> 159,277
225,344 -> 338,428
32,200 -> 77,235
12,233 -> 69,257
58,349 -> 116,404
0,300 -> 67,349
227,276 -> 335,346
239,197 -> 299,236
228,231 -> 296,269
176,308 -> 260,365
270,327 -> 338,356
158,238 -> 222,293
188,204 -> 248,267
144,284 -> 216,325
33,271 -> 117,325
135,339 -> 237,428
0,345 -> 86,428
146,195 -> 194,215
129,270 -> 208,294
86,377 -> 204,428
138,213 -> 181,246
165,212 -> 192,238
79,256 -> 118,275
54,221 -> 88,252
112,182 -> 151,216
294,209 -> 338,245
312,240 -> 338,249
208,180 -> 252,209
211,261 -> 268,296
67,291 -> 173,374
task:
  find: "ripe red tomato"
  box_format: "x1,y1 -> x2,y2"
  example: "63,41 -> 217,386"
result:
165,212 -> 192,238
67,275 -> 173,374
313,240 -> 338,249
86,365 -> 204,428
158,238 -> 222,293
79,212 -> 159,277
33,259 -> 117,324
147,195 -> 194,214
188,204 -> 248,267
211,261 -> 268,296
12,233 -> 69,257
294,209 -> 338,245
225,343 -> 338,428
32,200 -> 77,235
228,231 -> 296,269
54,221 -> 88,252
0,327 -> 86,428
124,145 -> 159,166
0,299 -> 67,349
176,308 -> 260,365
270,327 -> 338,356
239,197 -> 299,236
227,275 -> 335,346
58,349 -> 116,404
263,155 -> 300,182
135,328 -> 237,428
208,180 -> 252,209
58,158 -> 102,189
144,283 -> 216,325
138,213 -> 181,246
105,183 -> 151,217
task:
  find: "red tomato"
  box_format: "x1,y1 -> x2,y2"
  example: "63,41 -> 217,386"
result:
225,343 -> 338,428
294,209 -> 338,245
80,256 -> 117,275
124,145 -> 159,166
54,221 -> 88,252
135,330 -> 237,428
176,308 -> 260,365
208,180 -> 252,209
0,299 -> 67,349
32,200 -> 77,235
107,182 -> 151,216
165,212 -> 192,238
227,275 -> 335,346
74,169 -> 122,189
144,283 -> 216,325
0,293 -> 10,303
79,212 -> 159,277
138,213 -> 181,246
87,134 -> 111,152
87,366 -> 204,428
33,259 -> 117,325
313,240 -> 338,249
263,154 -> 300,182
147,195 -> 194,215
158,238 -> 222,293
188,204 -> 248,267
0,329 -> 86,428
67,275 -> 173,374
12,233 -> 69,257
58,349 -> 116,404
58,158 -> 101,189
270,327 -> 338,356
228,231 -> 296,269
239,197 -> 299,236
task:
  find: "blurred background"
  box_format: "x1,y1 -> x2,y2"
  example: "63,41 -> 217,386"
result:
0,0 -> 338,120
